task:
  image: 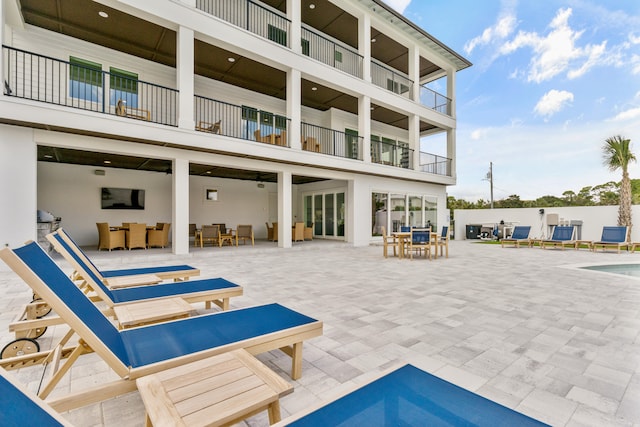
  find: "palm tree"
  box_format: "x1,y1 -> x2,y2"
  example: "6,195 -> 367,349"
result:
602,135 -> 636,240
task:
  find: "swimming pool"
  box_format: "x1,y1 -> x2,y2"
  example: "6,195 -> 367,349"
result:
581,264 -> 640,277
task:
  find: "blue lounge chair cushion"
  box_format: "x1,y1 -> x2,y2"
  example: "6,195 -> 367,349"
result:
598,226 -> 626,243
13,242 -> 318,369
288,364 -> 549,426
55,232 -> 196,278
101,265 -> 195,278
549,226 -> 574,241
0,374 -> 66,426
510,226 -> 530,240
51,233 -> 239,304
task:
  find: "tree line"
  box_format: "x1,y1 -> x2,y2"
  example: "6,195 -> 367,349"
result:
448,179 -> 640,210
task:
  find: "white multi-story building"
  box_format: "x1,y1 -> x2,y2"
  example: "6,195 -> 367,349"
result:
0,0 -> 470,253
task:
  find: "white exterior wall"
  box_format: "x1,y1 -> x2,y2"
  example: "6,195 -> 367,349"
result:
454,206 -> 640,242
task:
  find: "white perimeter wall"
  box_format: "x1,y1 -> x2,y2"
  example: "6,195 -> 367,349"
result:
454,206 -> 640,242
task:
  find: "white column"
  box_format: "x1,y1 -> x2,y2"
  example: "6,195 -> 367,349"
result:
358,95 -> 371,162
287,0 -> 301,53
348,178 -> 370,247
0,126 -> 37,247
287,69 -> 301,150
177,26 -> 195,130
172,158 -> 190,254
409,114 -> 420,171
358,13 -> 371,81
277,171 -> 292,248
408,44 -> 420,102
447,129 -> 456,179
447,68 -> 456,117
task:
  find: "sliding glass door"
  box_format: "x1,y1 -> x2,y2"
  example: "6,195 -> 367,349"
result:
304,191 -> 345,239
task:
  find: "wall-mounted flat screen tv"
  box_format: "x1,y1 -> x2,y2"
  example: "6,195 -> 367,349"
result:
101,187 -> 145,210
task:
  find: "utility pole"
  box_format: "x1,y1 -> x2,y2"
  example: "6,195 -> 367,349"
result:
487,162 -> 494,208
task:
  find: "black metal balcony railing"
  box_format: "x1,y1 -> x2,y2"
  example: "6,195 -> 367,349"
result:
301,27 -> 363,78
196,0 -> 291,48
195,95 -> 290,147
420,152 -> 452,176
370,139 -> 413,169
371,60 -> 413,99
3,45 -> 178,126
420,85 -> 451,115
301,123 -> 362,160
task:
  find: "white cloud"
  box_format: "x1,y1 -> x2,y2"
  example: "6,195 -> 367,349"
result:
470,127 -> 492,140
609,107 -> 640,122
464,13 -> 517,54
383,0 -> 411,14
534,89 -> 574,117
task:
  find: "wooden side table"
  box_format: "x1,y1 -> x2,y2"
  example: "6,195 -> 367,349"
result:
136,349 -> 293,426
113,297 -> 195,329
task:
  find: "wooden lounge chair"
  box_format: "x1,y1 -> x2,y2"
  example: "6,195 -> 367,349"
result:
0,241 -> 323,409
591,226 -> 629,253
47,231 -> 242,310
54,229 -> 200,283
500,225 -> 531,248
273,364 -> 548,426
0,367 -> 73,426
540,225 -> 575,250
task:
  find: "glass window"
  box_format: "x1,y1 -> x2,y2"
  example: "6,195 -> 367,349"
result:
372,193 -> 388,236
69,56 -> 102,102
334,50 -> 343,63
110,67 -> 138,108
304,195 -> 313,227
337,193 -> 345,237
325,194 -> 335,236
314,195 -> 323,235
242,105 -> 258,139
301,39 -> 310,56
390,194 -> 405,232
409,196 -> 423,228
425,196 -> 438,231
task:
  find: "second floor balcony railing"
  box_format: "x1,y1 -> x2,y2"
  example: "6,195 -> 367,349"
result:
420,152 -> 451,176
371,60 -> 413,99
371,139 -> 413,169
301,26 -> 363,78
195,95 -> 290,147
301,123 -> 362,160
3,45 -> 178,126
420,85 -> 451,115
196,0 -> 291,48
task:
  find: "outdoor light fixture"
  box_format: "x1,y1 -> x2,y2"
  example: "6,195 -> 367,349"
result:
98,11 -> 109,18
311,87 -> 317,91
309,4 -> 315,9
228,57 -> 236,62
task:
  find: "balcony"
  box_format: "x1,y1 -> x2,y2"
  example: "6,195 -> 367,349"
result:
371,139 -> 413,169
420,85 -> 451,115
195,95 -> 290,147
3,46 -> 178,126
301,123 -> 362,160
371,60 -> 413,99
301,26 -> 363,79
420,152 -> 452,176
196,0 -> 290,48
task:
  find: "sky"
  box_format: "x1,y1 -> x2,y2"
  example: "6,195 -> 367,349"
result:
387,0 -> 640,201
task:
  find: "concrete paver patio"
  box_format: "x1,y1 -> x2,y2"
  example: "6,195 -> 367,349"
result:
1,239 -> 639,426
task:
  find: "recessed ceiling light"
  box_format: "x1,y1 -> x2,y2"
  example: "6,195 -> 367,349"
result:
228,57 -> 236,62
104,160 -> 111,164
98,11 -> 108,18
309,4 -> 315,9
311,87 -> 317,91
206,171 -> 212,174
44,154 -> 53,159
371,38 -> 376,43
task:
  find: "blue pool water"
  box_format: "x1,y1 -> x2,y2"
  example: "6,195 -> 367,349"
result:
582,264 -> 640,277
